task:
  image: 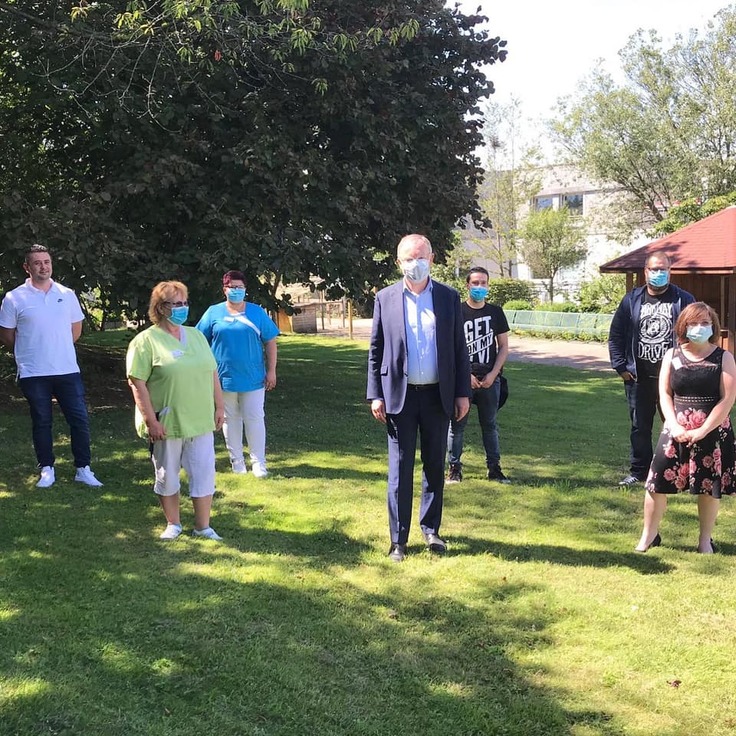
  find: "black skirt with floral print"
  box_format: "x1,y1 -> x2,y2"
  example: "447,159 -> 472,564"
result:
646,347 -> 736,497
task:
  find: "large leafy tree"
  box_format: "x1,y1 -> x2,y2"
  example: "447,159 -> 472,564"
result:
652,192 -> 736,236
553,6 -> 736,225
0,0 -> 507,319
519,206 -> 587,302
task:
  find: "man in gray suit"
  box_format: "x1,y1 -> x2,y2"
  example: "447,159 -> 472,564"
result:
367,234 -> 471,562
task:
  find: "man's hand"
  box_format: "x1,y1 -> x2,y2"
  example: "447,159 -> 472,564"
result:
470,374 -> 481,390
371,399 -> 386,424
619,371 -> 634,382
479,373 -> 496,389
454,397 -> 470,421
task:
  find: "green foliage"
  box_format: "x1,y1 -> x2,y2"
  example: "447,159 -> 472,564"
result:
554,7 -> 736,222
466,98 -> 544,276
578,274 -> 626,313
503,299 -> 533,310
536,301 -> 578,312
488,278 -> 535,306
2,336 -> 735,735
433,234 -> 472,293
430,265 -> 465,294
519,207 -> 587,302
653,193 -> 736,236
0,1 -> 507,317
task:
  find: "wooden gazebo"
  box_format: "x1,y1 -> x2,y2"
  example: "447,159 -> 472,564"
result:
600,206 -> 736,354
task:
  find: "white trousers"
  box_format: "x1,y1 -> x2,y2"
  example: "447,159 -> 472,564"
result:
150,433 -> 216,497
222,389 -> 267,465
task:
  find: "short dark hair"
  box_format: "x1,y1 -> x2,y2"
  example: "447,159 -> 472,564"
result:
645,251 -> 671,269
466,266 -> 489,283
223,270 -> 246,287
24,244 -> 50,263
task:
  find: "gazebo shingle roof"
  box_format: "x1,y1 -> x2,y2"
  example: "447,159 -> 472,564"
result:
600,205 -> 736,273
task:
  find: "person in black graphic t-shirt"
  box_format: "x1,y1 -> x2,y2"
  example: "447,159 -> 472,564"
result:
447,267 -> 510,484
609,251 -> 695,487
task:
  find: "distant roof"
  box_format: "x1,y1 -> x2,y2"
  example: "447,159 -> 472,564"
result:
600,205 -> 736,274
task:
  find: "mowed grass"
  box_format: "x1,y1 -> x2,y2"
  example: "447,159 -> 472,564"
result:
1,334 -> 735,736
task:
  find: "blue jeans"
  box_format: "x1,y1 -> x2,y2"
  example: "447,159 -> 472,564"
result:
448,378 -> 501,468
19,373 -> 92,468
624,376 -> 659,479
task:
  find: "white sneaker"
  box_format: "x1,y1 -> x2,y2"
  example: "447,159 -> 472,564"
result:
74,465 -> 103,487
36,466 -> 55,488
252,462 -> 268,478
231,459 -> 247,474
159,523 -> 183,540
192,526 -> 223,541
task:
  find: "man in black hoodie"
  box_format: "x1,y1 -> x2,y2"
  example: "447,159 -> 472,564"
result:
609,251 -> 695,487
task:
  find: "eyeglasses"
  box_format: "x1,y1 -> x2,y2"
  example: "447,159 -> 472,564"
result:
164,300 -> 189,308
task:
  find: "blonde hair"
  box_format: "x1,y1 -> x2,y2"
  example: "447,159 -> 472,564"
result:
148,281 -> 188,325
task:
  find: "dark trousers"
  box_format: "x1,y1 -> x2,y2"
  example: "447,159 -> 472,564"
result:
624,376 -> 659,479
386,385 -> 449,544
448,377 -> 501,468
19,373 -> 92,469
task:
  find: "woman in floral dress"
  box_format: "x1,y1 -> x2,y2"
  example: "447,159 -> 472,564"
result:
636,302 -> 736,553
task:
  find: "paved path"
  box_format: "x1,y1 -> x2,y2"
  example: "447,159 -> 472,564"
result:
316,318 -> 612,372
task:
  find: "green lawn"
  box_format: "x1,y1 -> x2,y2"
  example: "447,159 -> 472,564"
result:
1,335 -> 735,736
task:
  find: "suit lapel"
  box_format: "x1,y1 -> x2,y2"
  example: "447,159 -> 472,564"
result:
387,281 -> 406,348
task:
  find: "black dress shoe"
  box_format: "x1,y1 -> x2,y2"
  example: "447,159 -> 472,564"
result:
388,543 -> 407,562
635,532 -> 661,553
423,533 -> 447,554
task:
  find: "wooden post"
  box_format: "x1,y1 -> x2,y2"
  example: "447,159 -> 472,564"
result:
729,274 -> 736,357
348,300 -> 354,340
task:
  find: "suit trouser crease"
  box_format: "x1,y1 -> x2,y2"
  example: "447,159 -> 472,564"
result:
19,373 -> 92,468
448,378 -> 500,468
625,377 -> 659,479
386,386 -> 449,544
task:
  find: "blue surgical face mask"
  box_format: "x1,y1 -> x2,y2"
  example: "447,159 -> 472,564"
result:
168,306 -> 189,326
469,286 -> 489,302
647,269 -> 669,288
226,287 -> 246,303
686,324 -> 713,344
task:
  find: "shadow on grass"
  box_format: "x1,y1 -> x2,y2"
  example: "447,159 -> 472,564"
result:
0,531 -> 620,736
446,535 -> 675,574
0,336 -> 707,733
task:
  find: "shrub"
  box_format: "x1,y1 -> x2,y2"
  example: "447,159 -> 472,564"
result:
431,262 -> 466,294
578,274 -> 626,313
488,278 -> 535,306
504,299 -> 534,310
535,301 -> 578,312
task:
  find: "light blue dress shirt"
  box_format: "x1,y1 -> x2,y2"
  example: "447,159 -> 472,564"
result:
403,279 -> 439,385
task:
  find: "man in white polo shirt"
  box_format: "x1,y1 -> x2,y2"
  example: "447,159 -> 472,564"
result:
0,244 -> 103,488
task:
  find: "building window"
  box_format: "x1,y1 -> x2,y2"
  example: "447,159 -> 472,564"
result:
562,193 -> 584,217
534,196 -> 553,211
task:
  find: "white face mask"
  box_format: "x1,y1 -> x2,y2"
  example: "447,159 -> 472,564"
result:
686,324 -> 713,344
400,258 -> 431,283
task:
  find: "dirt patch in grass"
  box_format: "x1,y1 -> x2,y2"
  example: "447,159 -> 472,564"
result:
0,343 -> 130,412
